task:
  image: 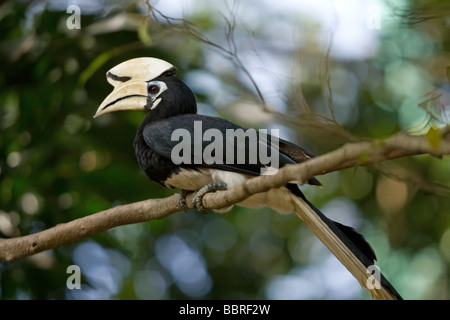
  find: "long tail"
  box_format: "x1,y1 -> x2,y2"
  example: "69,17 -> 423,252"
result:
250,184 -> 402,300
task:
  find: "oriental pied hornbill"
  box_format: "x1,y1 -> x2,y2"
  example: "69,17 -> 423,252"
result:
94,57 -> 402,300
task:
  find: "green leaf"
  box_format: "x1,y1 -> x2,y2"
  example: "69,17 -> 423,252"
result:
78,51 -> 112,86
137,19 -> 152,46
426,126 -> 442,150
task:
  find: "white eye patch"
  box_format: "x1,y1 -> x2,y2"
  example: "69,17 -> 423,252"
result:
147,81 -> 167,97
147,81 -> 168,110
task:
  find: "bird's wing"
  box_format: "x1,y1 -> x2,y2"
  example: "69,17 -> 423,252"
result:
143,113 -> 320,183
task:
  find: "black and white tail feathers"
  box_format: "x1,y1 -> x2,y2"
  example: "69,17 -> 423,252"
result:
285,184 -> 402,300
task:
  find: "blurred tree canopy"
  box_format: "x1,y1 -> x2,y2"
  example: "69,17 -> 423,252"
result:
0,0 -> 449,300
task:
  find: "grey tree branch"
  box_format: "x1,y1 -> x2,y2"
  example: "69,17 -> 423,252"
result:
0,127 -> 449,263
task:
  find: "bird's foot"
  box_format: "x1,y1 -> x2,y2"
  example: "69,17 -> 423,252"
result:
193,183 -> 228,213
178,189 -> 190,212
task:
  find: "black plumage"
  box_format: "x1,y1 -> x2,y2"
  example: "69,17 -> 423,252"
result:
96,57 -> 402,300
132,74 -> 401,299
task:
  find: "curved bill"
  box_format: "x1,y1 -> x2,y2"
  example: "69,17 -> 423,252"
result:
94,80 -> 148,118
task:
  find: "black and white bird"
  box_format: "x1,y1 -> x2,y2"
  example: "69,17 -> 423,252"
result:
94,57 -> 402,300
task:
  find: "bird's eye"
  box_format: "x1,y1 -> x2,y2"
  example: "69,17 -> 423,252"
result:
148,84 -> 160,95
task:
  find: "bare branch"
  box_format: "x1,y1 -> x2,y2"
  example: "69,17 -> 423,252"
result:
1,127 -> 449,263
0,196 -> 179,263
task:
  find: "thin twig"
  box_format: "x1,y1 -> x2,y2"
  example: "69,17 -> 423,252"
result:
145,2 -> 269,108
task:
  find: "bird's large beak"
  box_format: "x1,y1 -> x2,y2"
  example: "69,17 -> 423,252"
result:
94,80 -> 148,118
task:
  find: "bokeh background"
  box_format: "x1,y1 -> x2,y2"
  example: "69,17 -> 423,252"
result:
1,0 -> 449,299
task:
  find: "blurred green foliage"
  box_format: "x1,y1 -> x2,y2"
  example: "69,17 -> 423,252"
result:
0,0 -> 449,300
